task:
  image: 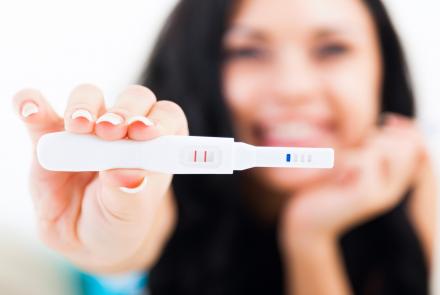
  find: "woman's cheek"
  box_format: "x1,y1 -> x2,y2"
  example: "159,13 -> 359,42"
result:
223,66 -> 256,112
223,64 -> 274,142
322,67 -> 379,146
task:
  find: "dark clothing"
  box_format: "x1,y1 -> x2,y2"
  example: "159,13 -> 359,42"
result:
148,175 -> 428,295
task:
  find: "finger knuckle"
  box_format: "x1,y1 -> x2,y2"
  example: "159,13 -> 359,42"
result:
157,100 -> 182,112
156,100 -> 188,134
70,84 -> 104,105
125,84 -> 157,102
157,100 -> 187,121
71,83 -> 102,95
13,88 -> 43,105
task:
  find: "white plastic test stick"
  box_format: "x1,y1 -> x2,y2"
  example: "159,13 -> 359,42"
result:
37,131 -> 334,174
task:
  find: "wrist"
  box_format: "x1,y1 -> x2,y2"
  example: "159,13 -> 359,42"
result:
281,230 -> 338,260
280,232 -> 352,295
279,211 -> 341,261
279,207 -> 339,258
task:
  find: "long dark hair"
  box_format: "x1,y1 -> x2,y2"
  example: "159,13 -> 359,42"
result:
139,0 -> 426,294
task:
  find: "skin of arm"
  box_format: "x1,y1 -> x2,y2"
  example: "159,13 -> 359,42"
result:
408,156 -> 437,269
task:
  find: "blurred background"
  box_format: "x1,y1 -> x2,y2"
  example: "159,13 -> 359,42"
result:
0,0 -> 439,293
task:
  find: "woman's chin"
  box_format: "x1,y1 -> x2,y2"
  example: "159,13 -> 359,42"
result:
253,167 -> 333,193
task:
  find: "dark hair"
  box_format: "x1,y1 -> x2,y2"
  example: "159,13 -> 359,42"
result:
139,0 -> 426,294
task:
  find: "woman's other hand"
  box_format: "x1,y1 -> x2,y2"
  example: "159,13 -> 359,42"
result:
280,114 -> 428,248
278,114 -> 431,294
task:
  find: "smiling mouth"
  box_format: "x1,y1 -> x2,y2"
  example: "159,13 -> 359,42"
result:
253,120 -> 335,147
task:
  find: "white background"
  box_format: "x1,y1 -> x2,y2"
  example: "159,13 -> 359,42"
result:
0,0 -> 439,291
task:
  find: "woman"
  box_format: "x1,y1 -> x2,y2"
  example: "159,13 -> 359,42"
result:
12,0 -> 436,294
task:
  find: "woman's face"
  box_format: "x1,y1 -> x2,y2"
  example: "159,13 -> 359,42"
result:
222,0 -> 383,193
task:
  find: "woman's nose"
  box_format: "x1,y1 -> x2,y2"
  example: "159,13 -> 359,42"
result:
269,49 -> 321,104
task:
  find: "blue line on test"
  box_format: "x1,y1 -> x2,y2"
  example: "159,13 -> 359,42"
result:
286,154 -> 291,162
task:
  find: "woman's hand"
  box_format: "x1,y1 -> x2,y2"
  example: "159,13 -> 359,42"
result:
278,114 -> 428,294
280,114 -> 427,245
12,84 -> 187,274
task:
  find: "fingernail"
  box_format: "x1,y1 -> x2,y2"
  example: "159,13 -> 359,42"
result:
127,116 -> 154,127
119,177 -> 147,194
21,101 -> 39,117
71,109 -> 93,122
96,112 -> 124,125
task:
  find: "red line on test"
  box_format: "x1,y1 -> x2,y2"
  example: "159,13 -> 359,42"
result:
204,150 -> 207,162
194,150 -> 197,162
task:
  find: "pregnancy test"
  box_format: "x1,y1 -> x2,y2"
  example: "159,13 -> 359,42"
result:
37,131 -> 334,174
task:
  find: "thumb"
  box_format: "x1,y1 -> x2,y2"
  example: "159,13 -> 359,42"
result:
13,88 -> 64,145
96,168 -> 172,223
